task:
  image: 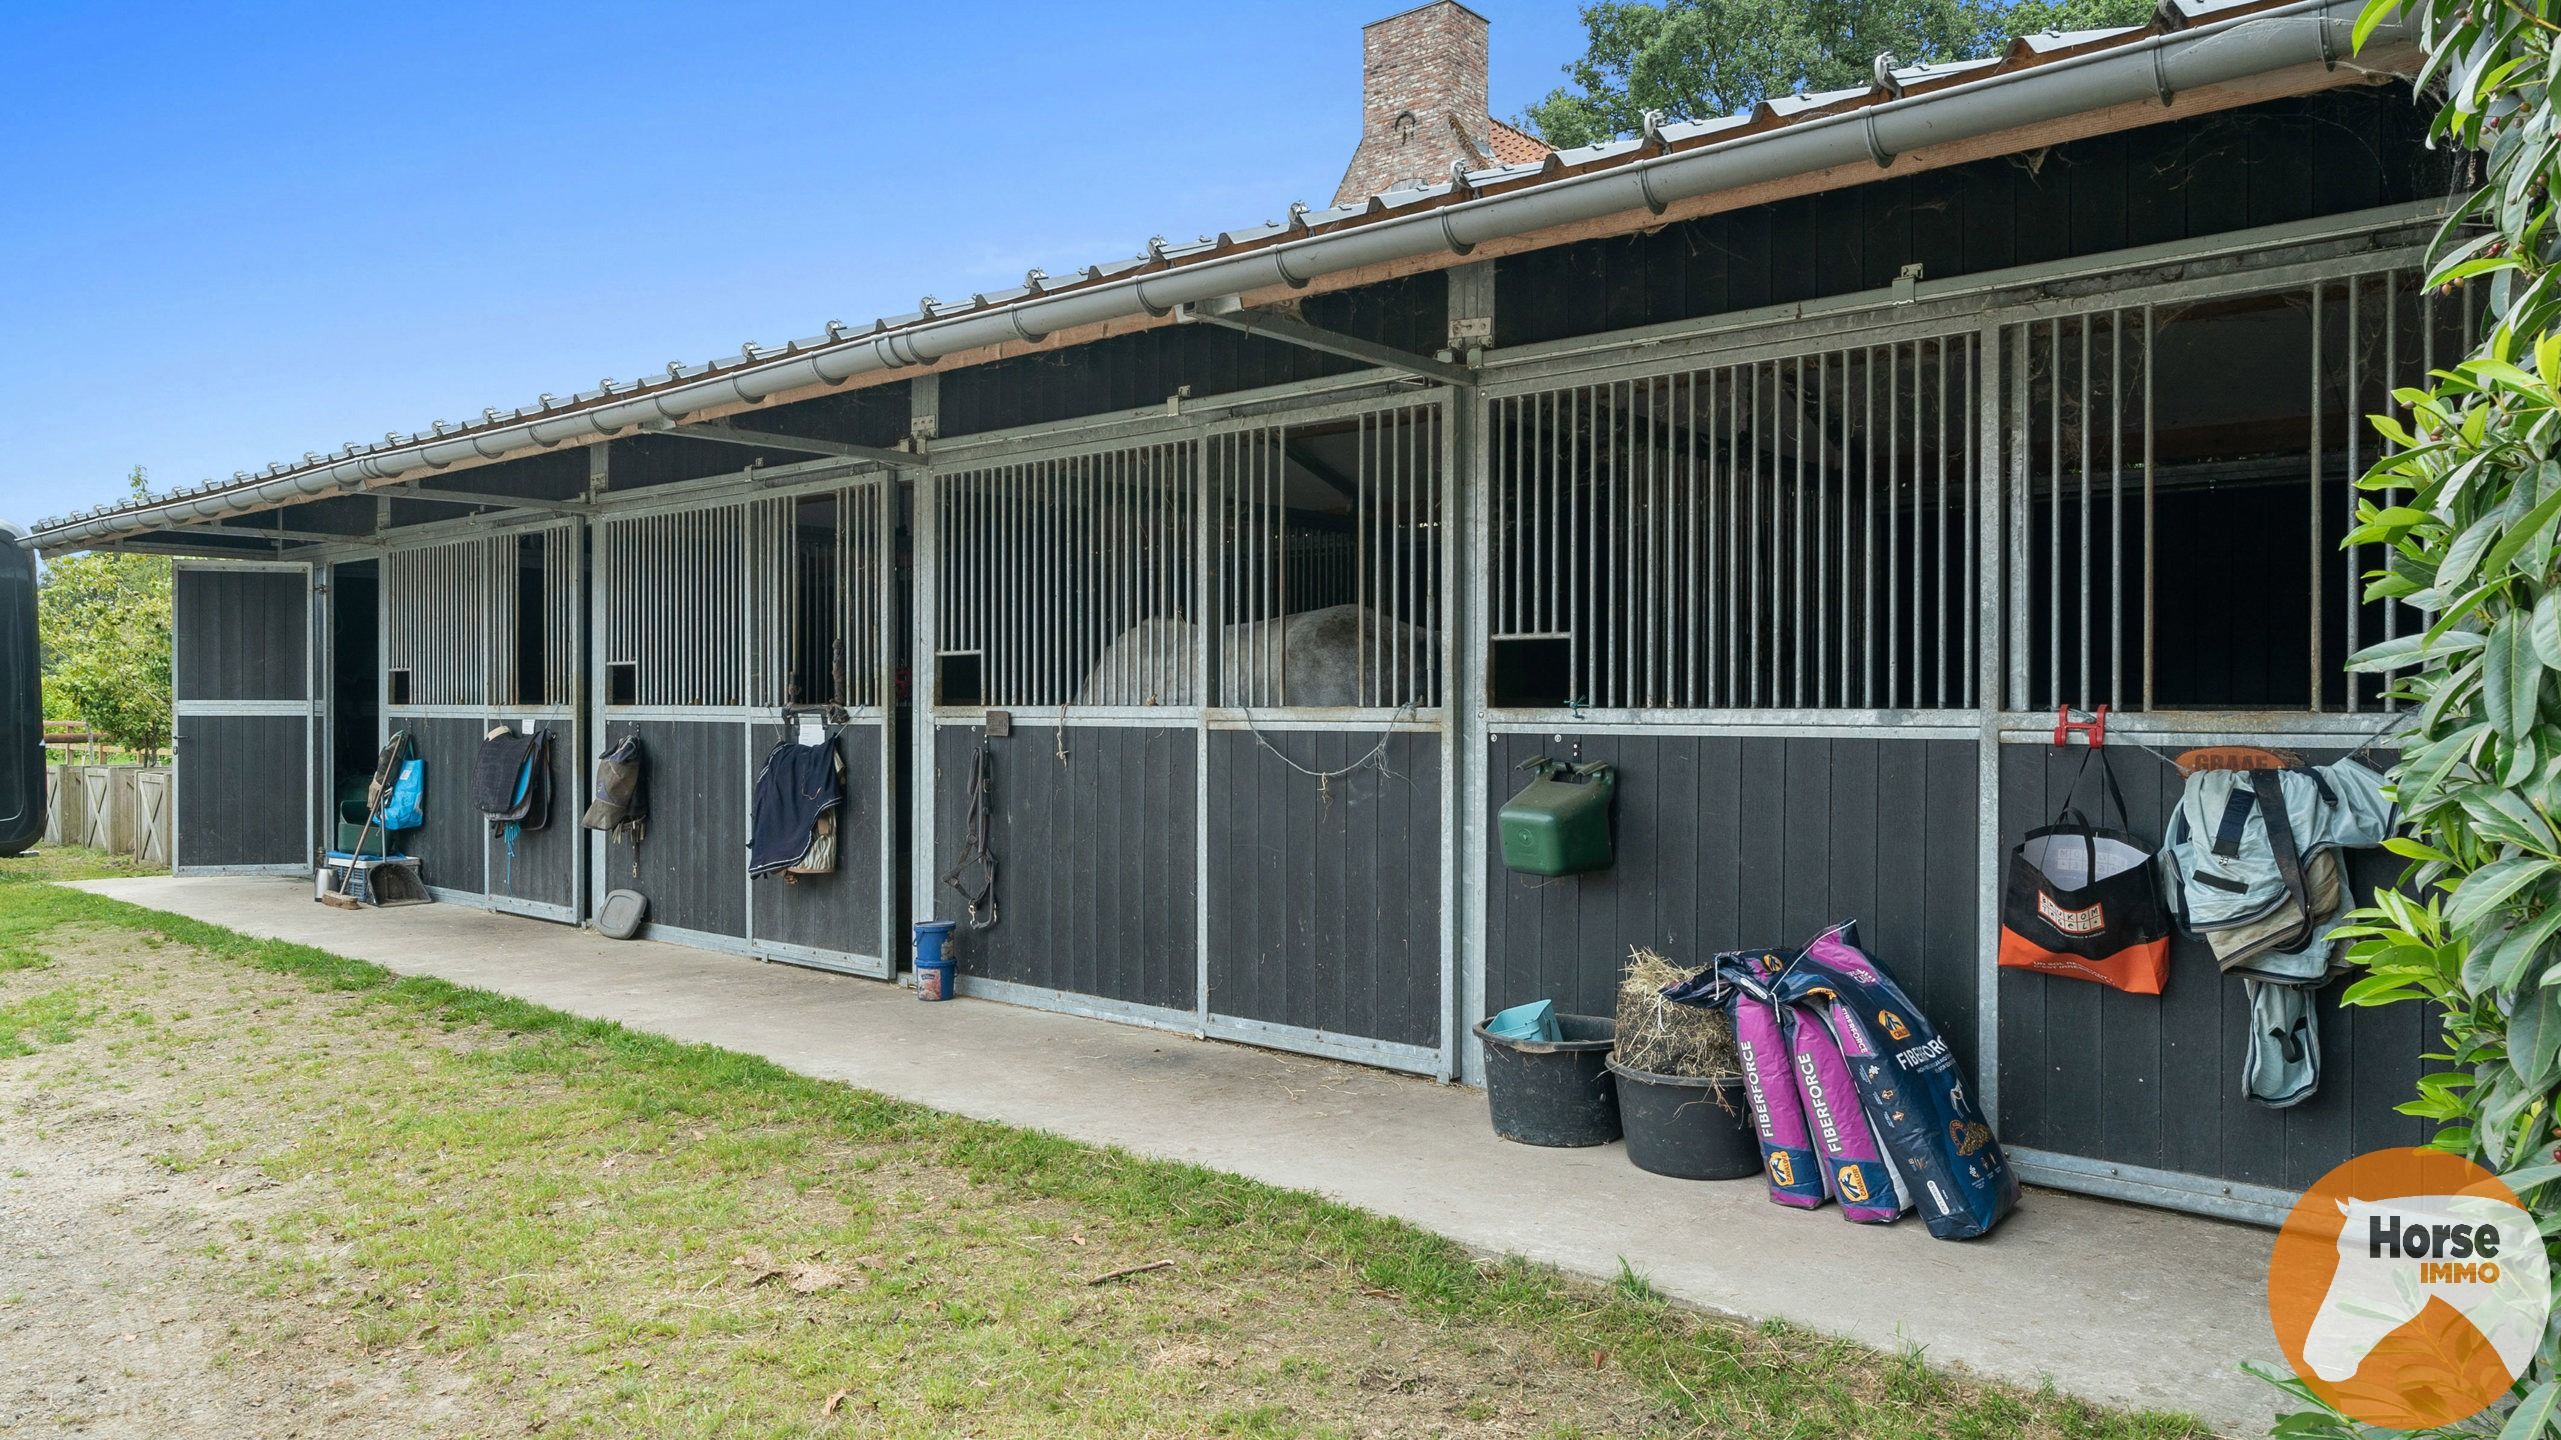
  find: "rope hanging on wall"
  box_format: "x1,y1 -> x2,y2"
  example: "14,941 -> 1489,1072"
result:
1241,701 -> 1419,802
940,738 -> 1000,930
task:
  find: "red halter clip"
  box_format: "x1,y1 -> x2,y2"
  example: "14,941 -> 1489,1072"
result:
2053,704 -> 2109,748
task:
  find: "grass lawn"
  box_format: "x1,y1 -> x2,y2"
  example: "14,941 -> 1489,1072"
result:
0,852 -> 2212,1439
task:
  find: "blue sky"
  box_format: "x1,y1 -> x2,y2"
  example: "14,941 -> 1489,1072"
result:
0,1 -> 1589,525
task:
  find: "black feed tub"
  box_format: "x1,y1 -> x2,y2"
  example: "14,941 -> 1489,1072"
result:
1474,1013 -> 1620,1147
1606,1059 -> 1759,1180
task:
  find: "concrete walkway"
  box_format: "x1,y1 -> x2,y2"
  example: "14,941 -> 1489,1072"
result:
74,876 -> 2281,1432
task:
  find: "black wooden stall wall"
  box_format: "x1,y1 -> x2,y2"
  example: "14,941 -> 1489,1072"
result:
936,275 -> 1449,438
1482,733 -> 1982,1046
403,717 -> 486,893
745,721 -> 888,957
929,724 -> 1197,1013
1205,731 -> 1442,1049
387,714 -> 579,914
172,566 -> 312,872
1995,744 -> 2430,1193
171,714 -> 309,868
482,722 -> 580,911
612,720 -> 748,939
174,570 -> 307,701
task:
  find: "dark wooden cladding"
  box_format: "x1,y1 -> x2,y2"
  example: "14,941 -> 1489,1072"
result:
731,382 -> 914,450
1995,743 -> 2428,1191
172,715 -> 307,868
1205,730 -> 1440,1047
482,718 -> 579,911
384,449 -> 589,529
1483,733 -> 1980,1066
929,724 -> 1195,1011
1496,89 -> 2447,348
938,273 -> 1449,438
403,717 -> 486,893
174,569 -> 305,702
749,721 -> 887,957
612,720 -> 748,938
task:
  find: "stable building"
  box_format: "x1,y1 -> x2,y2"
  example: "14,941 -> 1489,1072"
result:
35,0 -> 2447,1225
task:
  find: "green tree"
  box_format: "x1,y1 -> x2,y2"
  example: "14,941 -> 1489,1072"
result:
1523,0 -> 2155,146
38,468 -> 173,765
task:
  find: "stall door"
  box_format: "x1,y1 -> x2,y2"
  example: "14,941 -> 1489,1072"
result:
1199,398 -> 1452,1075
1986,281 -> 2436,1222
381,523 -> 584,921
172,560 -> 315,874
594,480 -> 897,975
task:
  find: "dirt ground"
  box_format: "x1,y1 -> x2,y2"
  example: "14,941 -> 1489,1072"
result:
0,932 -> 484,1438
0,926 -> 1673,1439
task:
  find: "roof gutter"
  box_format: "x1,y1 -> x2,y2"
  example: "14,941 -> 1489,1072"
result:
34,0 -> 2399,552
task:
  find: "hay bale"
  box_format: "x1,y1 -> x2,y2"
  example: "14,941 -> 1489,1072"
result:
1613,947 -> 1739,1080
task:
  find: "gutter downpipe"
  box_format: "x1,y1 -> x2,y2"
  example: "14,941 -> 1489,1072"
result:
35,0 -> 2396,552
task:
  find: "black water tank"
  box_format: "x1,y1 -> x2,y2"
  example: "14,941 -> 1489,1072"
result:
0,525 -> 44,855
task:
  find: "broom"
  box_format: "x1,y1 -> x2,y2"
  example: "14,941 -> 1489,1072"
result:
319,731 -> 408,911
317,809 -> 376,910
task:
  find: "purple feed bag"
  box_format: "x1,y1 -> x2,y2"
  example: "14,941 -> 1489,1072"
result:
1672,951 -> 1827,1209
1774,923 -> 2019,1241
1779,1000 -> 1908,1224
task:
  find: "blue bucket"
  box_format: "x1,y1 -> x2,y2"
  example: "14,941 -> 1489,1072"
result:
913,920 -> 958,1001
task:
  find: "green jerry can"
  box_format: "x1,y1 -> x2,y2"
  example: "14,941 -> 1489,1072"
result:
1498,757 -> 1617,876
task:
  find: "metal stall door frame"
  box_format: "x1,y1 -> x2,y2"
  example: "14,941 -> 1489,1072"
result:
172,557 -> 319,876
1197,390 -> 1457,1076
914,425 -> 1207,1027
912,386 -> 1460,1078
1977,245 -> 2441,1224
1461,313 -> 1997,1086
379,519 -> 585,922
590,471 -> 901,976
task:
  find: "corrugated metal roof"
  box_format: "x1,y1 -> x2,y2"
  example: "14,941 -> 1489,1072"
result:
34,0 -> 2336,539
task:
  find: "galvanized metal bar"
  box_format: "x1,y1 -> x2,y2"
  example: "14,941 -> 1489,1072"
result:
2142,304 -> 2156,712
1750,365 -> 1765,709
2009,324 -> 2031,713
1938,335 -> 1953,709
2109,310 -> 2125,712
1792,356 -> 1807,708
2385,276 -> 2404,704
1864,348 -> 1877,708
1890,342 -> 1905,710
2078,317 -> 2092,713
2309,279 -> 2325,710
1687,371 -> 1702,707
2045,318 -> 2061,713
1568,385 -> 1582,704
2345,277 -> 2363,712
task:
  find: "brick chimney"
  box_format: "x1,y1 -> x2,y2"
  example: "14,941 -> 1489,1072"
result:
1333,2 -> 1542,208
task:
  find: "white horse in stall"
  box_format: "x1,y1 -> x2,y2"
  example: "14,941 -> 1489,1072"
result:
1072,603 -> 1428,708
